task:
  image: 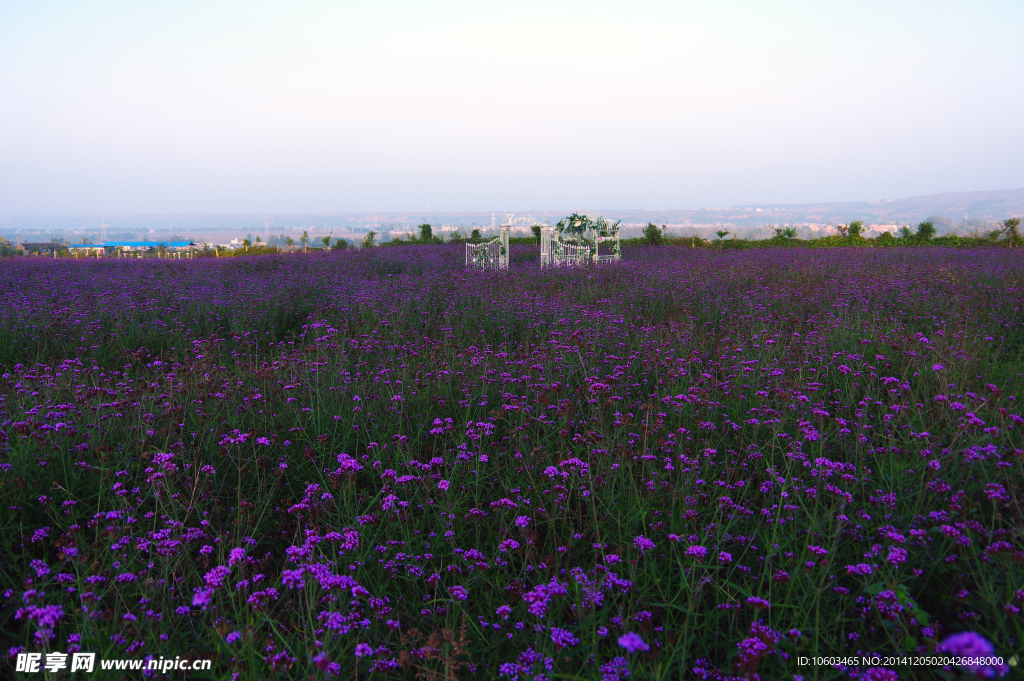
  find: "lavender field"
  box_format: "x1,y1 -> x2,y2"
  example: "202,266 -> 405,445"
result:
1,245 -> 1022,680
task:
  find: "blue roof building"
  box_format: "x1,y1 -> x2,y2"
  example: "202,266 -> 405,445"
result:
68,241 -> 196,250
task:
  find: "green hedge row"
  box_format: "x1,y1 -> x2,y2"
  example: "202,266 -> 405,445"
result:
623,233 -> 1019,249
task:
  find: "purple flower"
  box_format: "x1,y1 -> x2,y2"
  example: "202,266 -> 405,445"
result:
685,545 -> 707,560
746,596 -> 771,609
718,551 -> 732,563
354,643 -> 373,657
600,657 -> 630,680
737,636 -> 768,662
447,585 -> 468,601
204,565 -> 231,588
228,548 -> 246,566
226,631 -> 241,644
633,536 -> 655,552
514,515 -> 530,528
437,480 -> 450,491
550,627 -> 579,649
191,588 -> 214,610
932,364 -> 945,371
937,632 -> 1008,677
984,484 -> 1009,501
618,632 -> 649,653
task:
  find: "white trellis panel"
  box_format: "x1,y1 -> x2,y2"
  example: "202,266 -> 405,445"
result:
593,217 -> 622,263
543,214 -> 621,267
558,241 -> 591,266
466,227 -> 509,270
540,226 -> 554,267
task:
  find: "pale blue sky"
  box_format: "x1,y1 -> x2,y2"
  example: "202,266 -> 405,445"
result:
1,1 -> 1021,213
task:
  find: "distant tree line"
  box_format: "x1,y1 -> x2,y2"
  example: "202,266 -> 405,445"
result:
4,218 -> 1020,257
624,218 -> 1022,249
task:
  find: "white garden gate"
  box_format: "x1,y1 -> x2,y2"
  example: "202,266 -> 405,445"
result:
540,213 -> 621,267
466,227 -> 509,270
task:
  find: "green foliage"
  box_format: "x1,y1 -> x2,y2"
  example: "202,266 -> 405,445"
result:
849,220 -> 863,237
418,223 -> 433,241
557,213 -> 594,238
470,228 -> 482,242
330,238 -> 349,250
321,235 -> 331,249
897,226 -> 913,239
642,222 -> 664,245
1003,217 -> 1021,245
531,225 -> 542,244
917,221 -> 936,241
362,230 -> 376,248
716,229 -> 730,240
197,244 -> 281,257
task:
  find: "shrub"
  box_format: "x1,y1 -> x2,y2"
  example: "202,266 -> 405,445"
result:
643,222 -> 664,245
1003,217 -> 1021,246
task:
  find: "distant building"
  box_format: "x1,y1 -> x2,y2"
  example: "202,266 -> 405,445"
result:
17,242 -> 62,254
102,241 -> 196,251
66,241 -> 196,251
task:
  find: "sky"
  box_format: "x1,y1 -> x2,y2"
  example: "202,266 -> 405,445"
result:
1,0 -> 1022,213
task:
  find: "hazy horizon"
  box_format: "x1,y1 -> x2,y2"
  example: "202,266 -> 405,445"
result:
2,1 -> 1022,214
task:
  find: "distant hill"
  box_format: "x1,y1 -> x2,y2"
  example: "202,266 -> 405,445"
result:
598,189 -> 1024,229
778,188 -> 1024,223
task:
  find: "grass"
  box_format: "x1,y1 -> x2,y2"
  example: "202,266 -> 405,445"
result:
0,245 -> 1021,680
